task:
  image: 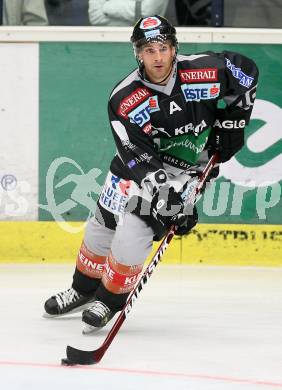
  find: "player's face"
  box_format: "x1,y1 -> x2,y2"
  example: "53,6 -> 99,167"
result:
138,42 -> 175,84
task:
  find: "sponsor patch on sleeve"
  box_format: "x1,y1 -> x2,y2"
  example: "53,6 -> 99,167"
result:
118,87 -> 151,119
128,99 -> 151,127
225,58 -> 254,88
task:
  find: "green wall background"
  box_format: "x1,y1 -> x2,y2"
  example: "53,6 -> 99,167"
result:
39,42 -> 282,223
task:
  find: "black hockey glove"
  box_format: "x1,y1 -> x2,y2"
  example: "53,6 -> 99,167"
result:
151,184 -> 197,236
208,109 -> 247,163
175,205 -> 198,236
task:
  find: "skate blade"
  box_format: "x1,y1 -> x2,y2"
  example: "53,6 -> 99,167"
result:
82,323 -> 101,335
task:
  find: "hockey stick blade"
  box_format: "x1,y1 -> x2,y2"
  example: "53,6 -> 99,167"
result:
65,310 -> 127,364
65,345 -> 102,365
63,153 -> 219,365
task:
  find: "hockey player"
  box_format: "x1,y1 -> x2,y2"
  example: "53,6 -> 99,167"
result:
44,15 -> 258,332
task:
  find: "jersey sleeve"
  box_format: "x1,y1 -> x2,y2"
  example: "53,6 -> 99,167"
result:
108,97 -> 165,189
220,50 -> 259,121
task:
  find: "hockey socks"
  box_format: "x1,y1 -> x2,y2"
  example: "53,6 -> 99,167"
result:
82,252 -> 143,332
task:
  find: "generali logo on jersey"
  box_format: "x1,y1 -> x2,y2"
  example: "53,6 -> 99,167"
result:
179,68 -> 218,83
118,87 -> 151,118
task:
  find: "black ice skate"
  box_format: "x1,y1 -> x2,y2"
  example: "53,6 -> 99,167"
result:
82,301 -> 116,333
44,287 -> 95,317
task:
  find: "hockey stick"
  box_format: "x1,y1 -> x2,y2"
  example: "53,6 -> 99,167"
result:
62,153 -> 219,366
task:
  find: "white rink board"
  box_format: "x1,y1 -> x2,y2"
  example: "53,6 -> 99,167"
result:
0,264 -> 282,390
0,44 -> 39,220
0,27 -> 280,44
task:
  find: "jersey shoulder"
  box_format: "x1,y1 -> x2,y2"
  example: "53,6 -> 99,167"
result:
177,52 -> 225,70
109,68 -> 154,118
110,68 -> 144,101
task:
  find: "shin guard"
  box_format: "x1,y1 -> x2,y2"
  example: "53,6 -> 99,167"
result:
76,241 -> 106,279
101,252 -> 143,295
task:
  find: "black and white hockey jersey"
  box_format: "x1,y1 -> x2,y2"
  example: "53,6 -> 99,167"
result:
108,50 -> 258,189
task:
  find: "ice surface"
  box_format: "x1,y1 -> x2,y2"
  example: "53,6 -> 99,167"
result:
0,264 -> 282,390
